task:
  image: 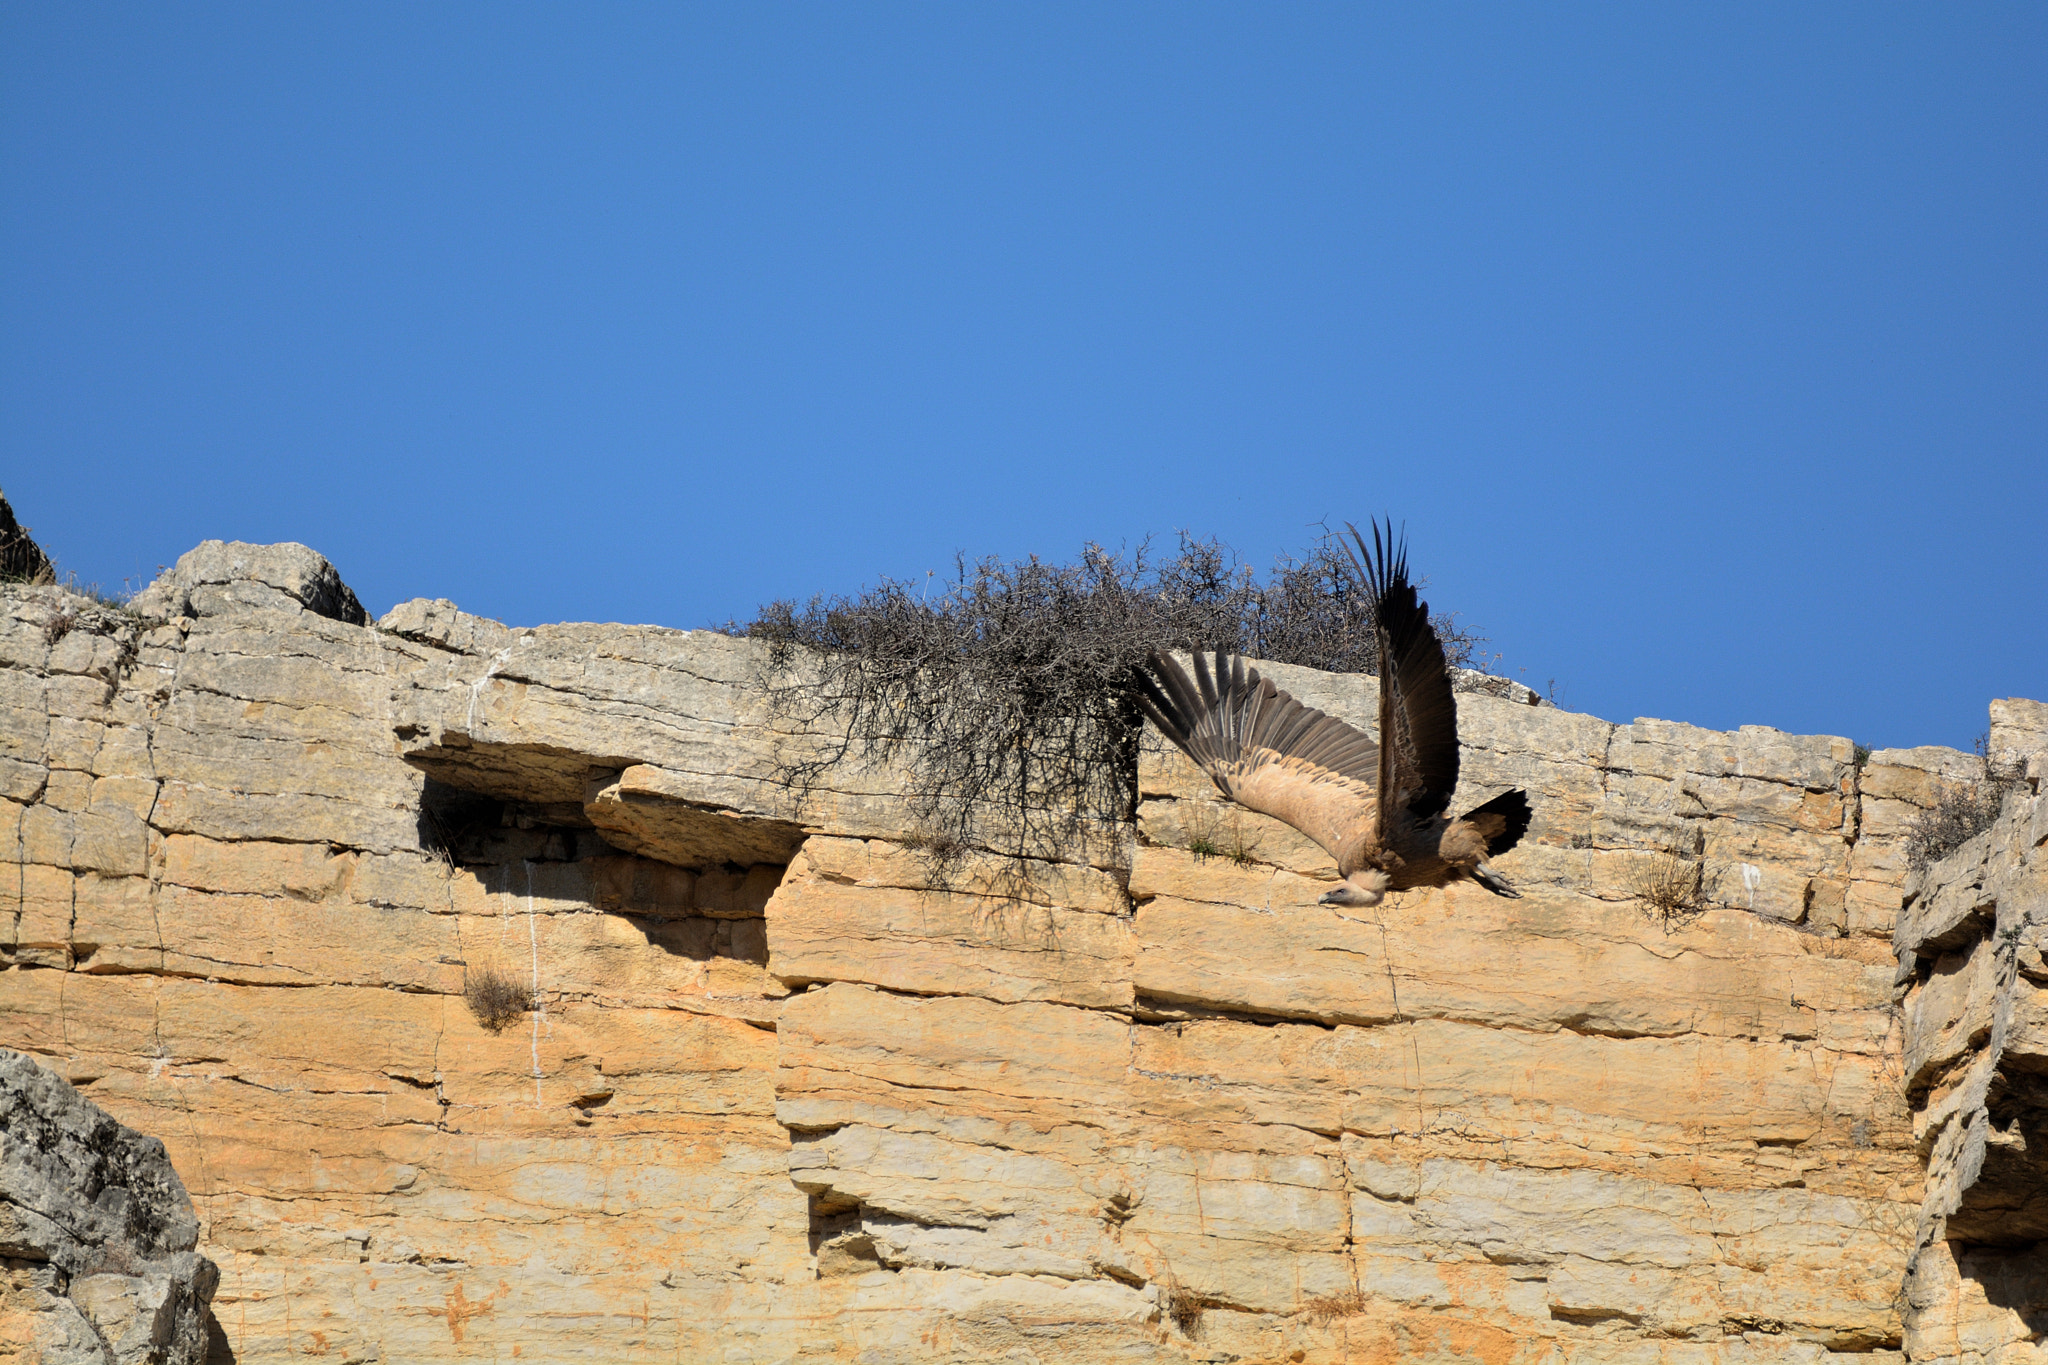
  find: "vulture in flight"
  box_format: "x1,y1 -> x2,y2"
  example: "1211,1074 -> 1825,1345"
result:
1134,522 -> 1530,907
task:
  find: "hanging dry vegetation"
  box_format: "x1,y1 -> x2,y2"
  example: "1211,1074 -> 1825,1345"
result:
1905,736 -> 2026,871
727,532 -> 1484,883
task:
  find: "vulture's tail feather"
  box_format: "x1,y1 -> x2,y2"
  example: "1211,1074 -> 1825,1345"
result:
1460,789 -> 1532,857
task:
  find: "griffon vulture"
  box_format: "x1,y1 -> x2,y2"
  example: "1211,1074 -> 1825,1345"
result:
1134,522 -> 1530,907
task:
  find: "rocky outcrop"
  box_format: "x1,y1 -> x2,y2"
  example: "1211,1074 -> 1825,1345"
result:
127,541 -> 365,628
0,494 -> 53,587
1,1048 -> 219,1364
1894,732 -> 2048,1364
0,540 -> 2041,1361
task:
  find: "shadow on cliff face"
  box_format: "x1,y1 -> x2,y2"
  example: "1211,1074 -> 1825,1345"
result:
204,1311 -> 237,1362
1938,1050 -> 2048,1338
805,1192 -> 885,1277
1956,1241 -> 2048,1340
418,778 -> 779,965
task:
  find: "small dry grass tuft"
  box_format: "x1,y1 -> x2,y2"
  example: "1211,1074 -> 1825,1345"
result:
1183,805 -> 1260,867
1158,1274 -> 1203,1336
1302,1289 -> 1369,1324
898,825 -> 971,879
42,608 -> 78,646
464,966 -> 528,1033
1629,850 -> 1711,926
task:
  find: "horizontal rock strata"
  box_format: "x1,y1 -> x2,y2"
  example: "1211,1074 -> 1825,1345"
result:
1,539 -> 2039,1361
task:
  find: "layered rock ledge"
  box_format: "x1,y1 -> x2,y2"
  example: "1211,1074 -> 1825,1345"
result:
1,540 -> 2043,1362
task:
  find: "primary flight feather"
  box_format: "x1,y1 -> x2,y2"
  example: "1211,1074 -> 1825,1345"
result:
1133,522 -> 1530,907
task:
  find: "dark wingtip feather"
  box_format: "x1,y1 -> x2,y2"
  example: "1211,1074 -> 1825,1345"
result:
1132,660 -> 1188,748
1344,516 -> 1414,605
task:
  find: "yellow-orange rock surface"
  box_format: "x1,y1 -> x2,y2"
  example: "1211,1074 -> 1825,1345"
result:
2,541 -> 2041,1363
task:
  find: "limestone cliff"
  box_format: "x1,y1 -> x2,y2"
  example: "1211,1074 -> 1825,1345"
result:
1,541 -> 2042,1363
1893,726 -> 2048,1363
2,1047 -> 220,1364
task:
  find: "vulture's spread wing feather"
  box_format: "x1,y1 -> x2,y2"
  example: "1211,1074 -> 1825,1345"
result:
1346,520 -> 1461,821
1136,651 -> 1379,862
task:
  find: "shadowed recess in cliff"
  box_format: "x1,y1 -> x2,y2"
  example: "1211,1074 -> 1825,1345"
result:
404,736 -> 807,870
1893,751 -> 2048,1360
418,779 -> 779,967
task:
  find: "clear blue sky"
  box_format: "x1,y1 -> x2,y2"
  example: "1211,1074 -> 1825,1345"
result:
5,5 -> 2043,751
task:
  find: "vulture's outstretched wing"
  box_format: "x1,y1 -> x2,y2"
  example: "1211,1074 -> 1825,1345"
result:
1135,650 -> 1379,863
1345,521 -> 1461,839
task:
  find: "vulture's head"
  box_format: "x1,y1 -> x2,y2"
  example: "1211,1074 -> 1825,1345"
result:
1318,869 -> 1389,908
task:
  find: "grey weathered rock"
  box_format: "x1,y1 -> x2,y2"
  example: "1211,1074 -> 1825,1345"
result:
1894,757 -> 2047,1365
1449,666 -> 1547,705
129,540 -> 366,625
0,1049 -> 218,1364
1990,696 -> 2048,771
0,491 -> 54,586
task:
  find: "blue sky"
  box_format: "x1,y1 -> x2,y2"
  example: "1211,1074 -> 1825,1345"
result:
5,4 -> 2043,751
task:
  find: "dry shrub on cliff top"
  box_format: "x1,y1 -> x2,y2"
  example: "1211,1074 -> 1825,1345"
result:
464,967 -> 528,1033
731,532 -> 1481,882
1905,735 -> 2026,871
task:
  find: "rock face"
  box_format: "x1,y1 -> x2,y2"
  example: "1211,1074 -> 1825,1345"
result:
1894,757 -> 2048,1364
0,542 -> 2042,1362
0,493 -> 53,587
127,541 -> 365,628
1,1048 -> 219,1364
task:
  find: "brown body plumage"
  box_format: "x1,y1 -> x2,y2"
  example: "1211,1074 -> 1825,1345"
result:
1134,523 -> 1529,907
